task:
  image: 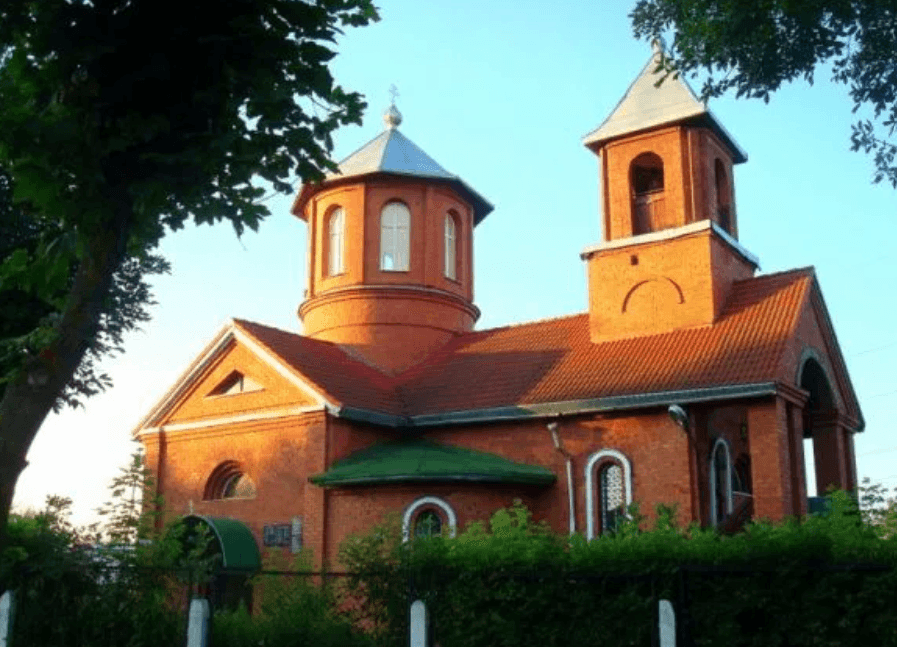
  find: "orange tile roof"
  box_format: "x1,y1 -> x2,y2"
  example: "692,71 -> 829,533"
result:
231,319 -> 405,415
234,268 -> 815,420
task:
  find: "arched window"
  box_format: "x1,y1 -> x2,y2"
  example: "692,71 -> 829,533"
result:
630,152 -> 665,235
203,461 -> 257,501
585,449 -> 633,540
402,496 -> 457,542
380,202 -> 410,271
709,438 -> 733,526
444,212 -> 458,280
327,207 -> 344,276
714,159 -> 732,233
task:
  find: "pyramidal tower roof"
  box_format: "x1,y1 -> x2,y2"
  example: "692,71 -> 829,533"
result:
294,102 -> 493,224
331,106 -> 456,180
583,43 -> 747,163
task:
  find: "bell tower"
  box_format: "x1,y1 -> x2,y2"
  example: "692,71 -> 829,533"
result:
581,43 -> 758,342
292,101 -> 493,374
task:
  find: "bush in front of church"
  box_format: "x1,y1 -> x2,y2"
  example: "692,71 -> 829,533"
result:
340,495 -> 897,647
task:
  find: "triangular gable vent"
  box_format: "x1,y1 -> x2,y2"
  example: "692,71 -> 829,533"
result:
207,370 -> 263,397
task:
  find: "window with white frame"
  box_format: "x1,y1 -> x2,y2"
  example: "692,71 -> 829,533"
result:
709,438 -> 733,526
444,212 -> 457,280
380,202 -> 410,271
327,207 -> 344,276
402,496 -> 457,542
585,449 -> 633,540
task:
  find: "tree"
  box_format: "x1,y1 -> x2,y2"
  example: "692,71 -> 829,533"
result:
630,0 -> 897,187
0,0 -> 378,554
1,166 -> 170,410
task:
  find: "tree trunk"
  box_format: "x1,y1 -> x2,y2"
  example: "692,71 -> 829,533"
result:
0,200 -> 133,570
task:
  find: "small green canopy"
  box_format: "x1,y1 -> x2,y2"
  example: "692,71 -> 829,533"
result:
182,515 -> 261,573
310,438 -> 556,487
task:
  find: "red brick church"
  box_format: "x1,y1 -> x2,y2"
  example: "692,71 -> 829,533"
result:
135,47 -> 863,567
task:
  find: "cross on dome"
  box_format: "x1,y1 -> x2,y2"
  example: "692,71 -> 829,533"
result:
383,84 -> 403,130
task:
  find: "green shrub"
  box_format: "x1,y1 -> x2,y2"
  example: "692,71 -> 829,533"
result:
340,496 -> 897,647
1,498 -> 181,647
211,552 -> 373,647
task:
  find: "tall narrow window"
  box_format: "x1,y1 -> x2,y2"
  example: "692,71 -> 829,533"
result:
630,152 -> 665,234
599,463 -> 625,534
444,212 -> 457,280
327,207 -> 344,276
585,449 -> 633,540
380,202 -> 410,271
709,438 -> 733,526
714,159 -> 732,233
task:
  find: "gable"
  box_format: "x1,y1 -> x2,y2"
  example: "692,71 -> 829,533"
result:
779,279 -> 863,430
135,322 -> 336,435
160,341 -> 320,426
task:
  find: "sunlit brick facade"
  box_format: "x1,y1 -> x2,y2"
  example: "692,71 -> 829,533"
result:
137,48 -> 863,569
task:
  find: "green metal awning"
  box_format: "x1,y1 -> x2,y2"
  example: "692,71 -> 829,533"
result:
310,438 -> 556,487
182,515 -> 261,573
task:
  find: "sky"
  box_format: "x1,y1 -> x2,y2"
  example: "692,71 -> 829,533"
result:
12,0 -> 897,526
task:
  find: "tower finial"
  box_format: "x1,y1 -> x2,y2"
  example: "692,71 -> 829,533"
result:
384,84 -> 403,130
651,36 -> 666,56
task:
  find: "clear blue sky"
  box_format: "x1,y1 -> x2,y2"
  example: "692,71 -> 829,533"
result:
14,0 -> 897,525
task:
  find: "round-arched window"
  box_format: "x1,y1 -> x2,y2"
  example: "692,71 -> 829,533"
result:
380,202 -> 410,271
204,461 -> 257,501
327,206 -> 345,276
585,449 -> 633,540
599,462 -> 625,534
709,438 -> 733,525
444,212 -> 458,280
630,152 -> 665,235
413,510 -> 443,539
402,496 -> 456,542
714,159 -> 732,233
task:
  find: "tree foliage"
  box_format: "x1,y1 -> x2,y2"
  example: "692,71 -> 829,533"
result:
2,491 -> 182,646
0,0 -> 378,550
631,0 -> 897,187
1,166 -> 170,410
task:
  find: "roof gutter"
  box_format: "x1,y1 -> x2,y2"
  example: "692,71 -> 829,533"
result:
310,473 -> 556,487
329,382 -> 781,429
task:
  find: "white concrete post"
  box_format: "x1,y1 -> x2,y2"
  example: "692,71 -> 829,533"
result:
658,599 -> 676,647
410,599 -> 427,647
186,597 -> 210,647
0,590 -> 15,647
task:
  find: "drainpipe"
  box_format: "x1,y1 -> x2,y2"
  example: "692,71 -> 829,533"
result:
547,421 -> 576,535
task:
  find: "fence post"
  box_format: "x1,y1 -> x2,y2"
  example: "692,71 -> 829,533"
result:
658,599 -> 675,647
0,590 -> 15,647
186,597 -> 210,647
410,599 -> 427,647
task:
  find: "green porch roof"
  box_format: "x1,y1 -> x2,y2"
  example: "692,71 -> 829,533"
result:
182,515 -> 261,573
310,439 -> 556,487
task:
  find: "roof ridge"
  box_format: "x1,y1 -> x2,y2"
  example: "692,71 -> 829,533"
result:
733,266 -> 816,286
473,311 -> 588,335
